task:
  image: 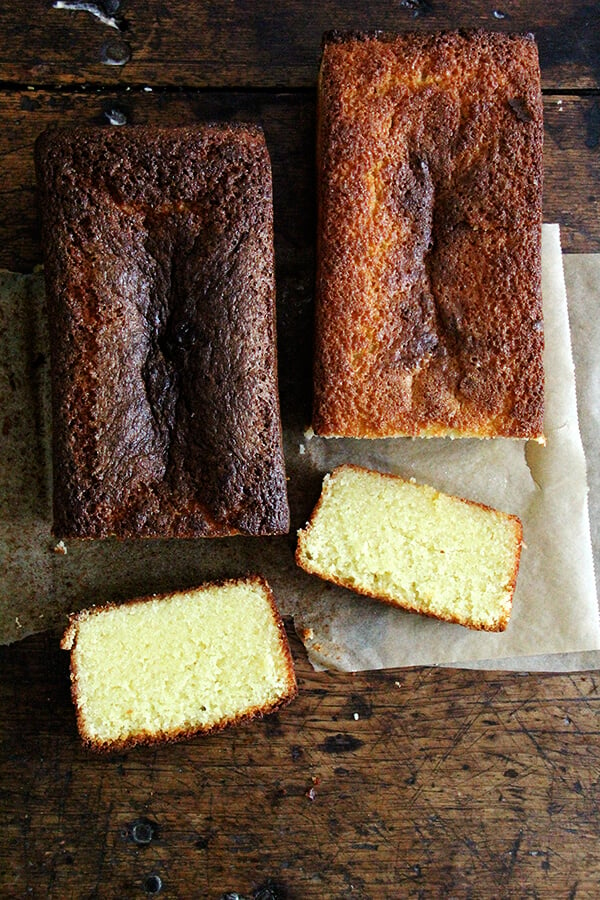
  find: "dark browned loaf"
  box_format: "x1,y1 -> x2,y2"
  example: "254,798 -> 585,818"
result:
314,30 -> 544,440
35,125 -> 289,538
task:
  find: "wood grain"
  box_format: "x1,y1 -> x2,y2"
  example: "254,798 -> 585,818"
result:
2,631 -> 600,898
1,0 -> 599,90
1,2 -> 599,898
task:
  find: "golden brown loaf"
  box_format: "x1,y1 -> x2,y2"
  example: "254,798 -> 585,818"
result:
61,576 -> 298,751
35,125 -> 289,538
296,465 -> 523,632
313,30 -> 544,440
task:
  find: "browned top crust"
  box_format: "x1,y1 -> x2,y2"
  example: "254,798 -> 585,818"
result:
35,125 -> 289,537
314,30 -> 544,439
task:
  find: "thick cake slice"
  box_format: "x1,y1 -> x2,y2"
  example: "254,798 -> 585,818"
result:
314,30 -> 544,440
35,125 -> 289,538
61,577 -> 297,750
296,465 -> 523,631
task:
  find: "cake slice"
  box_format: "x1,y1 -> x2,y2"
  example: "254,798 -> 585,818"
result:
35,125 -> 289,538
314,30 -> 544,439
61,577 -> 297,750
296,465 -> 523,631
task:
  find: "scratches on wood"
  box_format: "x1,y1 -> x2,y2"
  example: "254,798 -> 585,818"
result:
3,634 -> 600,894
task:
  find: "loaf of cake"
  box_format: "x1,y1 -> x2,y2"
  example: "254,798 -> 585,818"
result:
313,30 -> 544,440
35,125 -> 289,538
296,465 -> 523,631
61,576 -> 298,750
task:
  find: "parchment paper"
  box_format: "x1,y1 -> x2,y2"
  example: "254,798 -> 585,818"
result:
1,225 -> 598,674
293,225 -> 600,671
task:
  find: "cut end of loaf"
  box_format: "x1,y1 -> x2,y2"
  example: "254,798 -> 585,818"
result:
296,465 -> 523,632
61,576 -> 297,751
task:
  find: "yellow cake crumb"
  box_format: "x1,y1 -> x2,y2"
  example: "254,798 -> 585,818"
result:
296,465 -> 522,632
61,577 -> 297,750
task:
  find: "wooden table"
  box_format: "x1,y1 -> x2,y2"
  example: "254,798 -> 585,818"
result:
1,3 -> 599,897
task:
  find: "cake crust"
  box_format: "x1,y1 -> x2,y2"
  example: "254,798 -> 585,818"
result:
296,464 -> 523,632
314,30 -> 544,440
61,575 -> 298,752
35,125 -> 289,538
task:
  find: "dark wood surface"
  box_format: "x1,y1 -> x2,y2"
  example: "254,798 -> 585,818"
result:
1,3 -> 599,898
1,1 -> 600,89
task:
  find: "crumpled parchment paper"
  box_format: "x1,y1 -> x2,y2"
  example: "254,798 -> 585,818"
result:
1,225 -> 598,673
